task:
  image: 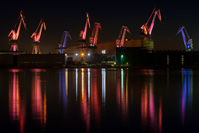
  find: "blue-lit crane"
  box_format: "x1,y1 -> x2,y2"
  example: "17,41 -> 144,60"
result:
176,26 -> 193,51
58,31 -> 72,53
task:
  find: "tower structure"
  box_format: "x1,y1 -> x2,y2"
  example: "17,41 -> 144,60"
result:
8,11 -> 27,51
31,18 -> 46,54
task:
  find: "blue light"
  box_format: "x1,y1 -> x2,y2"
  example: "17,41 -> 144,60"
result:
75,53 -> 78,56
87,53 -> 91,56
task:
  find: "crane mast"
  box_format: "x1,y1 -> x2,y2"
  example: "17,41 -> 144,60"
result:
116,26 -> 130,47
31,19 -> 46,54
8,11 -> 27,51
176,25 -> 193,51
31,18 -> 46,42
140,8 -> 161,39
79,13 -> 91,40
89,22 -> 102,47
58,31 -> 72,53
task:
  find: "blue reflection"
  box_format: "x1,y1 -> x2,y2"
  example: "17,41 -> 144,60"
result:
59,69 -> 68,112
181,69 -> 193,126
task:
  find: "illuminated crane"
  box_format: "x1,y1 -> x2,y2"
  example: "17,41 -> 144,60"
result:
176,25 -> 193,51
58,31 -> 72,53
89,22 -> 102,47
116,26 -> 131,47
140,7 -> 162,39
8,11 -> 27,51
31,18 -> 46,54
79,13 -> 91,47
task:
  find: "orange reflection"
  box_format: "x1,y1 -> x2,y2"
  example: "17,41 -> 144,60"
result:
9,69 -> 25,133
80,69 -> 101,132
32,69 -> 47,128
141,70 -> 162,133
80,68 -> 90,132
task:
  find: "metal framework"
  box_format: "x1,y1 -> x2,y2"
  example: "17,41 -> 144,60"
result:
176,25 -> 193,51
31,18 -> 46,54
89,22 -> 102,47
141,8 -> 162,39
116,26 -> 130,47
58,31 -> 72,53
8,11 -> 27,51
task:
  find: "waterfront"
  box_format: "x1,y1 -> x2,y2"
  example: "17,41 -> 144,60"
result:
0,68 -> 199,132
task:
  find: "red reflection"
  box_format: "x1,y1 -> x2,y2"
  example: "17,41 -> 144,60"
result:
80,69 -> 101,132
116,69 -> 128,123
9,70 -> 25,133
91,69 -> 100,125
159,98 -> 162,133
32,69 -> 47,128
141,72 -> 162,133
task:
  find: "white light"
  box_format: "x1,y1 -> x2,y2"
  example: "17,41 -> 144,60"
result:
75,53 -> 78,56
87,53 -> 91,56
102,50 -> 106,54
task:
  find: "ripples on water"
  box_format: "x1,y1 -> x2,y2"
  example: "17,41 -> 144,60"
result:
0,68 -> 199,132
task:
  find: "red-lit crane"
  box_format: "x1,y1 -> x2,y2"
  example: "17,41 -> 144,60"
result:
79,13 -> 91,47
8,11 -> 27,51
116,26 -> 131,47
31,18 -> 46,54
140,7 -> 162,39
89,22 -> 102,47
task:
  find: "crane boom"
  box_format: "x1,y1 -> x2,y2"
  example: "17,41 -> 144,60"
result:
89,22 -> 102,46
176,25 -> 193,51
8,11 -> 27,41
61,31 -> 72,48
141,8 -> 161,38
116,26 -> 130,47
31,19 -> 46,42
79,13 -> 91,40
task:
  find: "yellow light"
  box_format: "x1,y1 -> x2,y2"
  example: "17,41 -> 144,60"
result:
81,53 -> 85,57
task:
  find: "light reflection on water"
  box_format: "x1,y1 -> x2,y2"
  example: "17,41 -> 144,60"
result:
2,68 -> 199,132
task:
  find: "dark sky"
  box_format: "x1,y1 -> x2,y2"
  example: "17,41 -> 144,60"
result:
0,0 -> 199,53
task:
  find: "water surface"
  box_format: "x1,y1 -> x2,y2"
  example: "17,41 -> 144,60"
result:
0,68 -> 199,133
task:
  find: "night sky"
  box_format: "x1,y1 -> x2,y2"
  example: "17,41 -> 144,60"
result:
0,0 -> 198,53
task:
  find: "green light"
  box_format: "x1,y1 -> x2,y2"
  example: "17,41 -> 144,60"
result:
121,54 -> 124,59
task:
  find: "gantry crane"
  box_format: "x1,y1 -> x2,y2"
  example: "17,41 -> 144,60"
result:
31,18 -> 46,54
8,11 -> 27,51
116,26 -> 131,47
176,25 -> 193,51
79,13 -> 91,47
89,22 -> 102,47
140,7 -> 162,39
58,31 -> 72,53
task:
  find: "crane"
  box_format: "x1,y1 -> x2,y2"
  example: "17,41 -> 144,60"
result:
116,26 -> 131,47
8,11 -> 27,51
31,18 -> 46,54
89,22 -> 102,47
140,7 -> 162,39
58,31 -> 72,53
79,13 -> 91,47
176,25 -> 193,51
